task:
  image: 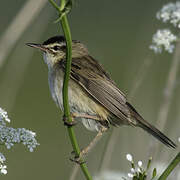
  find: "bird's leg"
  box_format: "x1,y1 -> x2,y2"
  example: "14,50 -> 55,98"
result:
63,113 -> 99,127
71,126 -> 107,164
71,112 -> 100,121
80,126 -> 107,156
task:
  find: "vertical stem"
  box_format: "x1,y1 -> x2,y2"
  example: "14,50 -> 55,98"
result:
61,16 -> 92,180
48,0 -> 92,179
156,40 -> 180,132
61,15 -> 72,123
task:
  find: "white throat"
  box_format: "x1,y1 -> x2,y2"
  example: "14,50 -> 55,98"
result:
43,52 -> 55,70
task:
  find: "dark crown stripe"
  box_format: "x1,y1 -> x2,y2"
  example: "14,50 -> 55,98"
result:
43,36 -> 65,45
43,35 -> 81,45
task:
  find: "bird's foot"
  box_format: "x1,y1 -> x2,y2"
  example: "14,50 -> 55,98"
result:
63,115 -> 77,127
70,150 -> 86,165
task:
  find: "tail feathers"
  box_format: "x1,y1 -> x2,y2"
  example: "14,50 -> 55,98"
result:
138,120 -> 177,149
126,102 -> 177,149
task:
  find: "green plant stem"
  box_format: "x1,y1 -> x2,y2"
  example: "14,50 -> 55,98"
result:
60,0 -> 66,11
49,0 -> 60,11
158,152 -> 180,180
48,0 -> 92,179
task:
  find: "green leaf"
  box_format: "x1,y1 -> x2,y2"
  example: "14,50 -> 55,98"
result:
152,168 -> 157,179
146,157 -> 152,170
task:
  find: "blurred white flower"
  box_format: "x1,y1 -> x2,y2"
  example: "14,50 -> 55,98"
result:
127,173 -> 133,178
0,165 -> 7,175
0,153 -> 6,175
0,126 -> 39,152
157,2 -> 180,28
0,108 -> 10,123
178,137 -> 180,142
0,106 -> 39,175
150,29 -> 177,53
130,168 -> 135,173
125,154 -> 157,179
138,161 -> 143,167
126,154 -> 133,162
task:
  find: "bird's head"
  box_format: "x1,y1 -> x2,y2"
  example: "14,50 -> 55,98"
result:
26,36 -> 88,68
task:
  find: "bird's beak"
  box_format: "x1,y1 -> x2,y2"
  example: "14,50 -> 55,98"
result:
26,43 -> 48,52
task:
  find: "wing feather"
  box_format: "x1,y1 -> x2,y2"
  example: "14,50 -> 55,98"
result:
59,56 -> 131,125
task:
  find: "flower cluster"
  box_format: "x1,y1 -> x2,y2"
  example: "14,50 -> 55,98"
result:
0,107 -> 39,152
0,153 -> 7,175
150,29 -> 177,53
150,1 -> 180,54
0,126 -> 39,152
124,154 -> 157,180
0,107 -> 39,174
157,2 -> 180,28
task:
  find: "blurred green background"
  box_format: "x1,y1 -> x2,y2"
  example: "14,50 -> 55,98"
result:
0,0 -> 179,179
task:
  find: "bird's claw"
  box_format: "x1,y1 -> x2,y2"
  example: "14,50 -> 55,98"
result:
63,115 -> 77,127
70,155 -> 86,165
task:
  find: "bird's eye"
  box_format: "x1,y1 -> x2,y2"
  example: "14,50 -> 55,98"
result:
53,45 -> 60,51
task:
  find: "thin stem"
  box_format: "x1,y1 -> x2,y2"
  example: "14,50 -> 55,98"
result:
69,164 -> 79,180
158,152 -> 180,180
61,17 -> 92,180
61,14 -> 72,125
60,0 -> 66,11
156,40 -> 180,134
128,56 -> 154,100
149,39 -> 180,157
48,1 -> 92,179
49,0 -> 60,11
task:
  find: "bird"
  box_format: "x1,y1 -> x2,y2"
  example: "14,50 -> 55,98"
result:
26,35 -> 176,159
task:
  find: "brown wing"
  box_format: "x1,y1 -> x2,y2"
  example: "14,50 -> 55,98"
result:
58,56 -> 177,148
59,56 -> 131,125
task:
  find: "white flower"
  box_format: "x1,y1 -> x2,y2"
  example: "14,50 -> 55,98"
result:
126,154 -> 133,162
157,2 -> 180,28
0,165 -> 7,175
130,168 -> 135,173
128,173 -> 134,178
0,108 -> 10,123
178,137 -> 180,142
138,161 -> 143,167
29,131 -> 36,136
0,119 -> 39,152
150,29 -> 177,53
0,106 -> 39,175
